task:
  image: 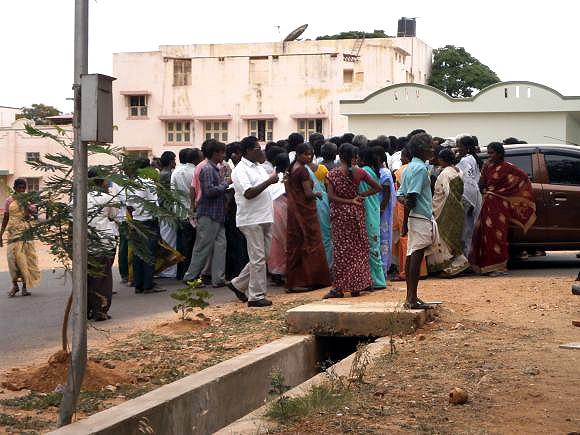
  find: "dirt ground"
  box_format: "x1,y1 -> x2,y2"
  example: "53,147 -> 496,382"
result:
278,275 -> 580,434
1,273 -> 579,434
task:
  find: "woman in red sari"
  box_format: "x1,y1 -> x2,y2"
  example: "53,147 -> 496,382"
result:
470,142 -> 536,276
324,143 -> 381,298
285,143 -> 331,292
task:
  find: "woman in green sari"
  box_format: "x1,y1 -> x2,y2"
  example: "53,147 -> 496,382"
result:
427,149 -> 469,277
359,147 -> 386,289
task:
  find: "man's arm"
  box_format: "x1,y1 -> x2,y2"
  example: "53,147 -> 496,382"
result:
401,193 -> 417,237
242,172 -> 278,200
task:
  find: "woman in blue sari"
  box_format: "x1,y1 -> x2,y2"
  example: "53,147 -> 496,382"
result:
374,146 -> 396,281
358,147 -> 386,289
307,162 -> 333,270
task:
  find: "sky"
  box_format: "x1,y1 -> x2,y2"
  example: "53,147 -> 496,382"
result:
2,0 -> 579,112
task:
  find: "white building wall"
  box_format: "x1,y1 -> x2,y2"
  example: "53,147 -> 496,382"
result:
341,82 -> 580,145
346,112 -> 567,145
566,114 -> 580,145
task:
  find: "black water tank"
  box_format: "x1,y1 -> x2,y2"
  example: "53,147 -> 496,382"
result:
397,17 -> 416,37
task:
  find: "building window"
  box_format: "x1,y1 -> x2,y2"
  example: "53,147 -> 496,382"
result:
25,178 -> 40,192
173,59 -> 191,86
205,121 -> 228,142
248,119 -> 273,142
128,95 -> 148,117
166,121 -> 191,144
25,152 -> 40,163
343,69 -> 354,83
297,119 -> 323,140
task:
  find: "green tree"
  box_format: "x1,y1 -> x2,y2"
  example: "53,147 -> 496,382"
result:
17,104 -> 62,125
428,45 -> 500,98
316,29 -> 392,40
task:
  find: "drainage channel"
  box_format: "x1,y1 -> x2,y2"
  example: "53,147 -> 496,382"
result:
48,334 -> 375,435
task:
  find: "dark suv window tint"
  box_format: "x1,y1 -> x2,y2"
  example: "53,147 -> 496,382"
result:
545,154 -> 580,185
505,154 -> 533,179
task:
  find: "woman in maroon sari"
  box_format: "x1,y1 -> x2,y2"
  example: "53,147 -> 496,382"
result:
470,142 -> 536,275
324,143 -> 381,298
285,143 -> 331,292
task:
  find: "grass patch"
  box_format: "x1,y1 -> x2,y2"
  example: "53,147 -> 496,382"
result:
266,383 -> 349,423
0,392 -> 62,410
0,411 -> 51,431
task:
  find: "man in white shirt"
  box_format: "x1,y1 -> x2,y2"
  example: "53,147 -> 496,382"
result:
126,162 -> 163,294
171,148 -> 202,280
228,136 -> 279,307
87,168 -> 118,321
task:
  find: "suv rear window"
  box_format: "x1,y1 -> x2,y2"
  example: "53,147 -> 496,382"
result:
545,153 -> 580,185
505,154 -> 533,179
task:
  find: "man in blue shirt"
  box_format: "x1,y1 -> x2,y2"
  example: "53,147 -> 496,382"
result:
183,141 -> 229,287
397,132 -> 435,309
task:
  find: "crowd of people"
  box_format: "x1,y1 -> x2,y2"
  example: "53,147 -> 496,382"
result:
1,129 -> 538,318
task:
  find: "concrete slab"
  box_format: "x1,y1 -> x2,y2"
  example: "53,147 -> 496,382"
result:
286,300 -> 435,337
559,342 -> 580,350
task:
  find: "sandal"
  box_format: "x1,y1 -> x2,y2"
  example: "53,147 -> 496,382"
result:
404,300 -> 433,310
8,288 -> 18,298
323,289 -> 343,299
21,290 -> 31,296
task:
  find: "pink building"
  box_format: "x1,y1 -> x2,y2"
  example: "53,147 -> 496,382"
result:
112,37 -> 432,157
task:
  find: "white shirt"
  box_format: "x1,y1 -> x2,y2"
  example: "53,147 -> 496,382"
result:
127,177 -> 158,221
456,154 -> 482,210
109,183 -> 127,234
171,162 -> 196,215
87,190 -> 117,250
389,150 -> 402,172
231,157 -> 273,227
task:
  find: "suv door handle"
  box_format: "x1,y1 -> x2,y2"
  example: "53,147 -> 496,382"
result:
554,196 -> 567,202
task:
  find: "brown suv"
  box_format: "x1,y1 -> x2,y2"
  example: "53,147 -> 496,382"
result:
480,144 -> 580,252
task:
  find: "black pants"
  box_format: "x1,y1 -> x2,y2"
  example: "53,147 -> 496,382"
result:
176,219 -> 196,281
132,220 -> 158,291
225,213 -> 249,280
118,221 -> 129,280
88,255 -> 114,318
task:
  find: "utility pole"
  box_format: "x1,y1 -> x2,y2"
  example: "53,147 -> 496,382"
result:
57,0 -> 88,426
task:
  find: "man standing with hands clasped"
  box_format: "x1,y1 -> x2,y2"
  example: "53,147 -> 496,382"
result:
228,136 -> 279,307
398,132 -> 436,310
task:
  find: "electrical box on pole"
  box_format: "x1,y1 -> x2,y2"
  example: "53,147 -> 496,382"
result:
80,74 -> 116,143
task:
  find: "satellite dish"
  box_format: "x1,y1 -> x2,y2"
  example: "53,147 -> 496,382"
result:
283,24 -> 308,42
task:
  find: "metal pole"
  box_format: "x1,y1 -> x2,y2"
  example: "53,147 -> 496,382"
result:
57,0 -> 88,426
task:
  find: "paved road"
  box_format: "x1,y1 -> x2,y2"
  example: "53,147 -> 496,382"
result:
0,252 -> 578,369
0,269 -> 287,368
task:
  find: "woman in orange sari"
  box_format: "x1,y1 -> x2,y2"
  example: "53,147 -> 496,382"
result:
392,149 -> 428,280
470,142 -> 536,276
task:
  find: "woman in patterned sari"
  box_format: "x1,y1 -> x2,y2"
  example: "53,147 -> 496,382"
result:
470,142 -> 536,276
0,178 -> 41,297
324,144 -> 381,299
427,149 -> 470,277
